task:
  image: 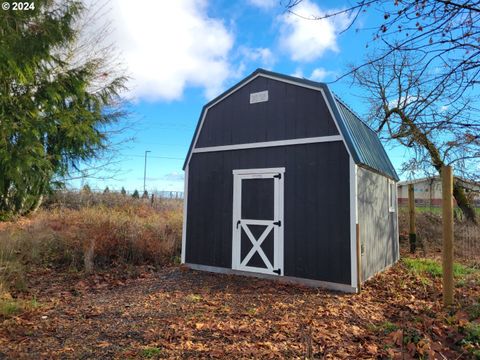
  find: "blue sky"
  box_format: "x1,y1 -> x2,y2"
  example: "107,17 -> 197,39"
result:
76,0 -> 413,192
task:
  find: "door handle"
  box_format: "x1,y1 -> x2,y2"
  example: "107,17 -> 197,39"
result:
273,220 -> 281,227
273,268 -> 281,275
236,220 -> 241,229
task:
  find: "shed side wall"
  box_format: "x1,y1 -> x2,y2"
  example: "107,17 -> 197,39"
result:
357,167 -> 399,281
185,142 -> 351,285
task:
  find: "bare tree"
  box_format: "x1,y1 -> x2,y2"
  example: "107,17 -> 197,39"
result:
285,0 -> 480,95
353,52 -> 479,222
284,0 -> 480,221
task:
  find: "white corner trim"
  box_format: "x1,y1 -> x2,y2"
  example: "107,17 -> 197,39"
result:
181,165 -> 189,264
193,135 -> 342,154
349,157 -> 358,289
185,72 -> 353,167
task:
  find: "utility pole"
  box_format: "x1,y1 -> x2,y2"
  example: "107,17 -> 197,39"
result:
144,150 -> 151,193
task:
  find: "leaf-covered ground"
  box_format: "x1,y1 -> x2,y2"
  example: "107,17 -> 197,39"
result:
1,258 -> 479,359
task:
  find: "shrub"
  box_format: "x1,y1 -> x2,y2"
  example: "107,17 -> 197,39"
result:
0,199 -> 183,295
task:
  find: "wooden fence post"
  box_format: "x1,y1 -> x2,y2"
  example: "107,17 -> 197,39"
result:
442,165 -> 454,306
408,184 -> 416,253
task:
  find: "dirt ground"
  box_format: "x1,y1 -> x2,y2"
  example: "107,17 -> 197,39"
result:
0,259 -> 479,359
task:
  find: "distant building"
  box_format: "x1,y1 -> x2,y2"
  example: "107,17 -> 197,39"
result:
398,176 -> 480,207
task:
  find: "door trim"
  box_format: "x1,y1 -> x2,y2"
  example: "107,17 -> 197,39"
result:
231,167 -> 285,276
233,167 -> 286,176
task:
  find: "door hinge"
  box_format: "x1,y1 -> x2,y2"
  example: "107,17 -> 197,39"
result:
273,268 -> 281,275
273,173 -> 282,179
273,220 -> 281,227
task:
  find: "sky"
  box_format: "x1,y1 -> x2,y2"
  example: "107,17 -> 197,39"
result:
76,0 -> 414,193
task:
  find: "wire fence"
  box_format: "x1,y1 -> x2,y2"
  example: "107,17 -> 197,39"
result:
71,188 -> 184,199
43,189 -> 184,212
398,205 -> 480,265
455,222 -> 480,263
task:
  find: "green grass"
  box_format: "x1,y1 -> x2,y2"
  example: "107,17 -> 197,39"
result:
403,328 -> 422,345
186,294 -> 203,303
463,323 -> 480,344
466,303 -> 480,321
403,258 -> 477,278
142,347 -> 162,358
0,300 -> 21,317
368,321 -> 399,335
0,297 -> 39,318
461,322 -> 480,359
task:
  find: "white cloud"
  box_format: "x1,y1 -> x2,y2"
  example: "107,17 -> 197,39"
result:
291,67 -> 332,82
238,46 -> 275,67
247,0 -> 277,10
309,67 -> 330,81
291,68 -> 304,78
109,0 -> 234,101
278,0 -> 349,62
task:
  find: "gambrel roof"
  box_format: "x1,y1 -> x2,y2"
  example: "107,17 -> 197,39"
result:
184,68 -> 399,181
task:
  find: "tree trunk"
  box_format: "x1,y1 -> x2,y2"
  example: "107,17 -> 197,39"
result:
453,182 -> 477,223
390,108 -> 478,224
24,194 -> 43,215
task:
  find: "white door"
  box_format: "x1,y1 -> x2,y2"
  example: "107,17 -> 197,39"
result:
232,168 -> 284,276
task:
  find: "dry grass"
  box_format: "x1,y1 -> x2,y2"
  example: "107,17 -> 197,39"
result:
0,194 -> 183,303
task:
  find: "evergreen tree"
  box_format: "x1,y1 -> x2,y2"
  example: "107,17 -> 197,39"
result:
120,187 -> 127,196
132,190 -> 140,199
103,186 -> 110,194
0,0 -> 127,218
82,184 -> 92,193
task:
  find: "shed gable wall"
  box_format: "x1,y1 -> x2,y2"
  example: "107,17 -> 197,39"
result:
196,76 -> 339,148
185,142 -> 351,285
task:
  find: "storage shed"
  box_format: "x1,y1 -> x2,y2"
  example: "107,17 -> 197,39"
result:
181,69 -> 400,293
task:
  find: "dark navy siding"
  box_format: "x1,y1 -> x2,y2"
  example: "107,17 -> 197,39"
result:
196,76 -> 339,148
185,142 -> 351,285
